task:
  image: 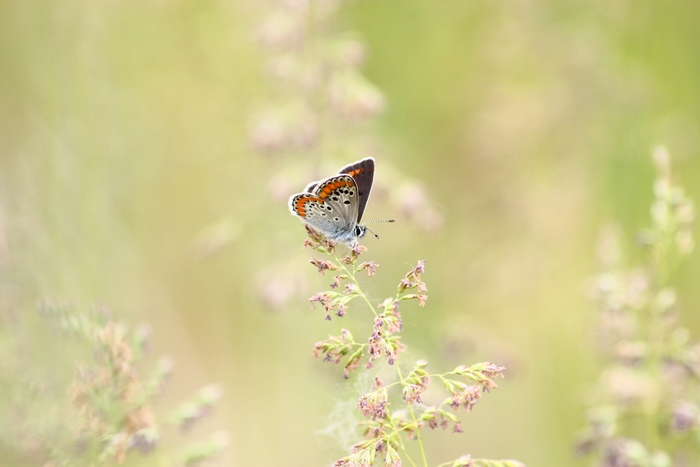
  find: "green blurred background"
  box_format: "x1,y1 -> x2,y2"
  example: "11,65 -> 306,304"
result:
1,0 -> 700,465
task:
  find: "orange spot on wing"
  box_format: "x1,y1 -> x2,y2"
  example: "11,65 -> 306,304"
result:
295,199 -> 306,216
296,196 -> 324,215
320,183 -> 338,198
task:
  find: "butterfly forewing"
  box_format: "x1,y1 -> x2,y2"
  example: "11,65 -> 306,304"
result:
339,158 -> 374,223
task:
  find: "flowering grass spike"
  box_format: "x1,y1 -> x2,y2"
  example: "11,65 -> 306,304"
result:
301,226 -> 523,467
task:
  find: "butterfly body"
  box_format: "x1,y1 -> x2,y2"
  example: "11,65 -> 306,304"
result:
289,158 -> 375,244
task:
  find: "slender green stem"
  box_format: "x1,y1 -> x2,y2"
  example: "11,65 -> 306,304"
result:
337,260 -> 378,318
395,363 -> 428,467
644,237 -> 671,449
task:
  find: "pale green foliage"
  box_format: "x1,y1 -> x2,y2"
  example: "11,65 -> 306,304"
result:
578,148 -> 700,466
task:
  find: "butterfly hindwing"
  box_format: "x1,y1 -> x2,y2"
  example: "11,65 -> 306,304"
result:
288,174 -> 359,241
289,193 -> 343,238
303,181 -> 319,193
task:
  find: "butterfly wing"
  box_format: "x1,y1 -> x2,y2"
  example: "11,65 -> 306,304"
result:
339,158 -> 374,223
288,174 -> 360,241
303,181 -> 319,193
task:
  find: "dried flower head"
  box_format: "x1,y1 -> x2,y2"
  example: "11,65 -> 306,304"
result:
358,388 -> 389,420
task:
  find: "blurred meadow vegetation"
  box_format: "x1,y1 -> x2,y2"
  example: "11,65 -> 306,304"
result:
2,0 -> 700,466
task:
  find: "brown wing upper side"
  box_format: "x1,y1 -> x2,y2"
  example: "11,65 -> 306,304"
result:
338,157 -> 374,223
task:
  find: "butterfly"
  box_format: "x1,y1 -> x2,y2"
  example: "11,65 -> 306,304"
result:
288,158 -> 388,244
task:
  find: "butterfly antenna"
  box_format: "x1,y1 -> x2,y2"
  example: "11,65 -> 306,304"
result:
365,219 -> 396,224
364,219 -> 396,240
